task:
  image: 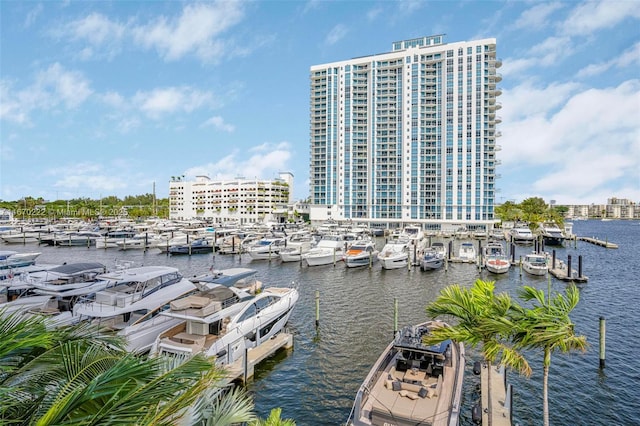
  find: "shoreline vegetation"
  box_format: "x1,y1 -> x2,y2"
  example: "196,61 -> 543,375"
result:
0,195 -> 634,222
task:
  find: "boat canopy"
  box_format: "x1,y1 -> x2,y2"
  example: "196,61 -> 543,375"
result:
190,268 -> 257,288
48,262 -> 106,275
394,324 -> 452,355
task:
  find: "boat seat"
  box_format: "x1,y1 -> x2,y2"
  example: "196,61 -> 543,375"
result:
170,295 -> 210,311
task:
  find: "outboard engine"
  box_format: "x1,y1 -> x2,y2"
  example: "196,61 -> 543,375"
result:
473,360 -> 482,375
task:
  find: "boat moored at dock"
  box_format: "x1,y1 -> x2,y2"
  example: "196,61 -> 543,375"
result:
150,268 -> 298,368
348,320 -> 465,426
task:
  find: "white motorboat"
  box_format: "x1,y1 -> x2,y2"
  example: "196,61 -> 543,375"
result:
1,262 -> 105,296
247,237 -> 287,260
279,232 -> 315,262
347,320 -> 465,426
522,253 -> 548,276
420,247 -> 444,271
344,241 -> 378,268
74,266 -> 196,353
1,231 -> 42,244
115,232 -> 165,250
489,228 -> 506,240
52,231 -> 102,247
0,250 -> 43,282
150,269 -> 298,368
539,222 -> 565,246
0,262 -> 107,326
0,250 -> 41,264
95,230 -> 138,248
509,227 -> 534,244
458,242 -> 477,262
378,240 -> 410,270
303,234 -> 347,266
431,242 -> 447,259
483,241 -> 510,274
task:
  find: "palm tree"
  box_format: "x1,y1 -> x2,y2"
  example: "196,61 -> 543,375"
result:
423,279 -> 532,377
249,408 -> 296,426
510,285 -> 588,426
0,312 -> 234,425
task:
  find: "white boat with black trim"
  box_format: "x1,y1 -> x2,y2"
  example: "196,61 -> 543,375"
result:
347,320 -> 465,426
150,269 -> 298,367
74,266 -> 196,353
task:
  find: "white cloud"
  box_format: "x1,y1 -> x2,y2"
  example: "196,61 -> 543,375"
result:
500,80 -> 580,123
576,41 -> 640,78
0,63 -> 92,124
529,36 -> 574,66
116,117 -> 140,133
36,63 -> 93,108
503,35 -> 577,78
324,24 -> 348,46
47,161 -> 130,192
132,2 -> 245,63
512,2 -> 564,31
184,142 -> 292,180
560,0 -> 640,37
201,116 -> 235,132
65,12 -> 126,45
24,4 -> 43,28
100,91 -> 126,109
366,7 -> 382,21
132,87 -> 214,118
499,79 -> 640,203
51,12 -> 126,60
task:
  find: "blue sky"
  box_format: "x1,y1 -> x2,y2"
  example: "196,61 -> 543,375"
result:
1,0 -> 639,205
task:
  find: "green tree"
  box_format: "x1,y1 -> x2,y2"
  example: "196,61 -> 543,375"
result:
0,313 -> 234,426
249,408 -> 296,426
494,201 -> 522,222
423,279 -> 531,377
520,197 -> 548,216
510,285 -> 588,426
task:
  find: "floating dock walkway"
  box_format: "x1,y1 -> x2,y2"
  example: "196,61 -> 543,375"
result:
472,362 -> 512,426
226,332 -> 294,384
547,257 -> 589,283
577,236 -> 618,249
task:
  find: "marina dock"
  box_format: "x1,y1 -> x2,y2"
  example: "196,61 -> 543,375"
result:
577,236 -> 618,249
226,332 -> 294,384
548,258 -> 589,283
479,363 -> 512,426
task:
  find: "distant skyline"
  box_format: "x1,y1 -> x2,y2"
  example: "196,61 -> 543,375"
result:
1,1 -> 638,205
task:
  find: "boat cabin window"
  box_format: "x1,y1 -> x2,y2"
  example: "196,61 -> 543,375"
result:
255,295 -> 278,312
238,303 -> 257,322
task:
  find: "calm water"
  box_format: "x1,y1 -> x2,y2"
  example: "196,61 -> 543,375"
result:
6,220 -> 639,425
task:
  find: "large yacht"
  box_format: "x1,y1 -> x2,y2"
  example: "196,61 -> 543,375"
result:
150,268 -> 299,367
74,266 -> 196,352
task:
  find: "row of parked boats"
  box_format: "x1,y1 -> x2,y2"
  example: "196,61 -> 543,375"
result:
0,259 -> 299,368
3,251 -> 497,426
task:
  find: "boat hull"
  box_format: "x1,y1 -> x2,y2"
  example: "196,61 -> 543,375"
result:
485,258 -> 510,274
345,253 -> 377,268
379,254 -> 408,270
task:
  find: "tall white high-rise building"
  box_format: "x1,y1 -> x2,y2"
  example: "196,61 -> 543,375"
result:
309,35 -> 502,230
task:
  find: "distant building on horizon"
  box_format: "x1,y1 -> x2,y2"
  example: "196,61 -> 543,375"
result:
168,172 -> 294,223
309,35 -> 502,231
564,198 -> 639,219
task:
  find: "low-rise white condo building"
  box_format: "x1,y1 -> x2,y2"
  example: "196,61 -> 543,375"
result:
169,173 -> 293,223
